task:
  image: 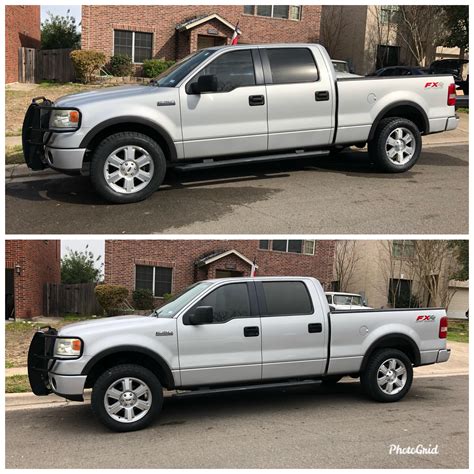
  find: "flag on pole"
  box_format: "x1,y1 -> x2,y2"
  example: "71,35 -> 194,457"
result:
231,21 -> 241,45
250,257 -> 257,277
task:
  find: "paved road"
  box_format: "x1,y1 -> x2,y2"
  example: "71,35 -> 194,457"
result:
6,144 -> 468,235
5,375 -> 468,468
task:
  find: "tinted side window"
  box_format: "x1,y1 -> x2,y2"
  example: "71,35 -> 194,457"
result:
262,281 -> 313,316
188,283 -> 251,323
266,48 -> 318,84
194,50 -> 256,92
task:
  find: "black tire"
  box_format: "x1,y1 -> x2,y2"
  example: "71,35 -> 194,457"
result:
90,131 -> 167,203
361,349 -> 413,403
368,117 -> 421,172
321,375 -> 343,386
91,364 -> 163,432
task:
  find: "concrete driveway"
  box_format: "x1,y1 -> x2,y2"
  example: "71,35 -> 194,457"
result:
5,143 -> 468,234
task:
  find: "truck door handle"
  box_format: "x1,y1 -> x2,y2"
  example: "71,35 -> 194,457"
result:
244,326 -> 260,337
315,91 -> 329,101
249,95 -> 265,106
308,323 -> 323,333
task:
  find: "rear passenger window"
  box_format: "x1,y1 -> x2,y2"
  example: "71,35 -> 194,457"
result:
266,48 -> 318,84
194,50 -> 256,92
262,281 -> 313,316
187,283 -> 251,323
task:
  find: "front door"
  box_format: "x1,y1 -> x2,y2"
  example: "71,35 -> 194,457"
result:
5,269 -> 14,320
215,269 -> 244,278
177,281 -> 262,386
257,279 -> 328,380
262,46 -> 335,151
197,35 -> 226,50
179,48 -> 268,159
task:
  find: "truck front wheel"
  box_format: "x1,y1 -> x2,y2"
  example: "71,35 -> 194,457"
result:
368,117 -> 421,172
361,349 -> 413,402
90,132 -> 167,203
91,364 -> 163,432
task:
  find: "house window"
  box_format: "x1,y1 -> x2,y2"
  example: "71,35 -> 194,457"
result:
259,240 -> 269,250
135,265 -> 172,297
380,5 -> 400,24
114,30 -> 153,63
244,5 -> 301,20
270,240 -> 315,255
388,278 -> 413,308
392,240 -> 415,259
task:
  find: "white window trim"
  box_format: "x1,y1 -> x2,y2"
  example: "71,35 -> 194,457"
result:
135,265 -> 173,299
113,30 -> 153,65
245,5 -> 301,21
270,239 -> 315,255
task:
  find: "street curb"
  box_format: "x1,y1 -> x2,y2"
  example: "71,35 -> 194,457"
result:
5,164 -> 58,179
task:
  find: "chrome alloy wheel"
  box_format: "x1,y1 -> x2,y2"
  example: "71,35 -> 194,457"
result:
377,358 -> 408,395
104,377 -> 152,423
103,145 -> 154,194
385,127 -> 416,165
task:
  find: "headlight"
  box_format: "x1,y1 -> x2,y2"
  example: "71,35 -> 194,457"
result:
49,109 -> 81,130
54,338 -> 82,358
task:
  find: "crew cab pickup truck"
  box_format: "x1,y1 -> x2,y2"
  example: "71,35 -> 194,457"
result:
22,44 -> 458,203
28,276 -> 451,432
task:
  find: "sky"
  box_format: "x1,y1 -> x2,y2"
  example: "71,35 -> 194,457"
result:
61,239 -> 105,270
41,5 -> 82,30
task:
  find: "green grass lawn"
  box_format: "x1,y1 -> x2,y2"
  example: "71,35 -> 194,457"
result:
5,145 -> 24,165
5,375 -> 31,393
448,320 -> 468,343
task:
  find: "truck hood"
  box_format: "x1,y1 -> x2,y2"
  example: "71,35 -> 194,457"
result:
55,85 -> 174,108
58,315 -> 165,337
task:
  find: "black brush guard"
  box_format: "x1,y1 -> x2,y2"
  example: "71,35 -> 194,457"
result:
22,97 -> 54,171
27,327 -> 58,396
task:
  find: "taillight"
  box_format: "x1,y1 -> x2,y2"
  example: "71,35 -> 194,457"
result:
447,83 -> 457,106
439,316 -> 448,339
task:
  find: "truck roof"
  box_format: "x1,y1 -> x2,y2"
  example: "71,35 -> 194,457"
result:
204,276 -> 318,283
205,43 -> 323,52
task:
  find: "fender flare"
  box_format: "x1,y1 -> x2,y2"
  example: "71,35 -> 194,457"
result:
368,101 -> 430,140
81,345 -> 175,388
79,116 -> 178,161
360,333 -> 421,372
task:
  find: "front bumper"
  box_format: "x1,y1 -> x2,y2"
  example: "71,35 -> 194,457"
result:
437,348 -> 451,363
48,373 -> 87,401
44,146 -> 86,171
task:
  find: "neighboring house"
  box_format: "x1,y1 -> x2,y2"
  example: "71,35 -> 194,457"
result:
320,5 -> 467,75
447,280 -> 469,319
5,240 -> 61,319
336,240 -> 464,310
81,5 -> 321,66
105,239 -> 335,303
5,5 -> 41,83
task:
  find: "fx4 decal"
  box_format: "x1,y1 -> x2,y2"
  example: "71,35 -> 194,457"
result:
424,82 -> 444,89
416,315 -> 436,322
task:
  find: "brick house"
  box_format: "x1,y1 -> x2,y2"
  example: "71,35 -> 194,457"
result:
105,240 -> 335,304
5,5 -> 41,83
81,5 -> 321,66
5,240 -> 61,319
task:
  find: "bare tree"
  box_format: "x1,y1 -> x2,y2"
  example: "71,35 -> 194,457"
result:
319,6 -> 351,59
334,241 -> 360,292
377,240 -> 406,307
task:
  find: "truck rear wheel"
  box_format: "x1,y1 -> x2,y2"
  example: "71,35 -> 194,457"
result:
91,364 -> 163,432
90,132 -> 167,203
361,349 -> 413,402
368,117 -> 421,172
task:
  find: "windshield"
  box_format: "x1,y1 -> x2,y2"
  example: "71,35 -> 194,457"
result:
150,282 -> 212,318
151,49 -> 217,87
333,61 -> 349,73
333,295 -> 363,306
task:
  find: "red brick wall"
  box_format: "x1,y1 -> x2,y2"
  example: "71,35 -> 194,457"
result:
5,240 -> 61,319
82,5 -> 321,61
5,5 -> 41,83
105,240 -> 335,305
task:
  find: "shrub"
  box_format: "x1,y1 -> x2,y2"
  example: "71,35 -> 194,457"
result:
109,54 -> 133,77
70,50 -> 106,83
142,59 -> 175,78
132,288 -> 154,310
95,284 -> 129,315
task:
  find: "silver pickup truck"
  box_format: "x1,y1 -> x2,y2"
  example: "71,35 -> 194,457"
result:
22,44 -> 458,203
28,276 -> 450,432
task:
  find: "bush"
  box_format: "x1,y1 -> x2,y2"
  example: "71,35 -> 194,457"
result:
142,59 -> 175,78
132,288 -> 154,310
109,54 -> 133,77
95,284 -> 129,315
70,50 -> 106,83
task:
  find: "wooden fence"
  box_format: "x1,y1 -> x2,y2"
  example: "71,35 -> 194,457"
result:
44,282 -> 103,317
19,47 -> 76,83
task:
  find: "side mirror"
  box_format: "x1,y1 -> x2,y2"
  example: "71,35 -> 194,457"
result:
190,75 -> 218,94
189,306 -> 214,325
